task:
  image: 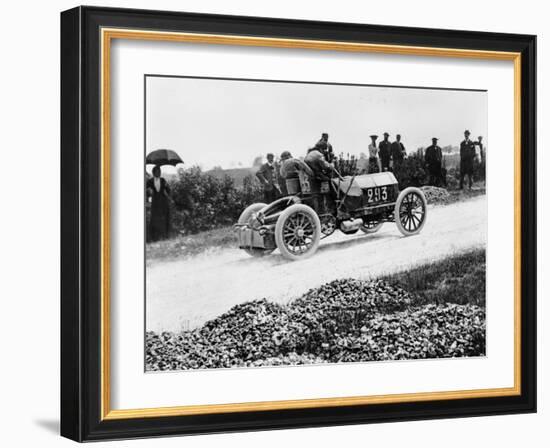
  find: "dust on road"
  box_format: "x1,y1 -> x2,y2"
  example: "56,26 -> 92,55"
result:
146,195 -> 486,332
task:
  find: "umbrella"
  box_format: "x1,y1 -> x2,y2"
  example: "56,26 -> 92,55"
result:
146,149 -> 184,166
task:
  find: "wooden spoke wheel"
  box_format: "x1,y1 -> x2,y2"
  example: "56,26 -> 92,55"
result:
394,187 -> 427,236
275,204 -> 321,261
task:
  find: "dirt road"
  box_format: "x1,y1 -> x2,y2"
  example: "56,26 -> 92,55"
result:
146,196 -> 486,332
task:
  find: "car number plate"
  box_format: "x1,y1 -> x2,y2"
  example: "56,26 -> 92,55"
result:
365,186 -> 389,203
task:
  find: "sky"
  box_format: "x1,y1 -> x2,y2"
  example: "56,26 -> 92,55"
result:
146,76 -> 487,171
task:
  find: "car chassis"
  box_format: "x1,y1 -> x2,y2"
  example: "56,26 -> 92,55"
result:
236,171 -> 427,261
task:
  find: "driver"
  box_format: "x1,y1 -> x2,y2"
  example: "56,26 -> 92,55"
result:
314,132 -> 335,163
280,151 -> 313,180
304,147 -> 336,181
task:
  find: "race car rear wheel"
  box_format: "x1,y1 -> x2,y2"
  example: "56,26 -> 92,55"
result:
238,203 -> 275,257
275,204 -> 321,261
394,187 -> 427,236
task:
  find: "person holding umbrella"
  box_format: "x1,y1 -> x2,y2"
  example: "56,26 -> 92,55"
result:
146,149 -> 183,241
146,165 -> 172,241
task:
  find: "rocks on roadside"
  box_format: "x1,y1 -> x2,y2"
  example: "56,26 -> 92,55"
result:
146,278 -> 485,371
421,186 -> 451,204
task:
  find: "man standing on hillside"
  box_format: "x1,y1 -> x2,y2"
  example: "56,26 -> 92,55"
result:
379,132 -> 392,171
391,134 -> 407,171
459,130 -> 479,189
255,153 -> 281,203
425,137 -> 443,186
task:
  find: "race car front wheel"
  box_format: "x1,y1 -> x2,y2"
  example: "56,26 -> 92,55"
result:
275,204 -> 321,261
394,187 -> 427,236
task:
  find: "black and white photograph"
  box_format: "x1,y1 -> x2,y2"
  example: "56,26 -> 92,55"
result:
0,0 -> 542,444
145,76 -> 488,371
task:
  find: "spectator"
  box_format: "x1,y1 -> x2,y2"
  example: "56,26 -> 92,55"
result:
391,134 -> 407,171
477,135 -> 485,164
460,130 -> 479,189
146,165 -> 172,241
379,132 -> 392,171
255,153 -> 281,203
274,155 -> 288,196
368,134 -> 381,173
424,137 -> 443,186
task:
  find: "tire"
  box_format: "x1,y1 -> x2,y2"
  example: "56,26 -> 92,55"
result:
275,203 -> 321,261
238,203 -> 266,225
360,221 -> 384,234
394,187 -> 428,236
238,203 -> 274,257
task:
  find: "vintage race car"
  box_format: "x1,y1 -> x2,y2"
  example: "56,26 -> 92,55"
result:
236,171 -> 427,261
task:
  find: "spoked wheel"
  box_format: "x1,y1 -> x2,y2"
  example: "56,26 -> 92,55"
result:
360,220 -> 383,234
275,204 -> 321,261
319,214 -> 337,239
237,203 -> 275,257
394,187 -> 428,236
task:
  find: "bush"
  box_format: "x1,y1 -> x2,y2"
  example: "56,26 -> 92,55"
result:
168,166 -> 264,235
333,150 -> 428,189
393,152 -> 427,189
473,157 -> 486,182
334,152 -> 360,176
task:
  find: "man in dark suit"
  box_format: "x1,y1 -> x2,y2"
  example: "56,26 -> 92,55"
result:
391,134 -> 406,171
255,153 -> 281,203
314,132 -> 335,163
425,137 -> 443,186
460,130 -> 479,189
378,132 -> 392,171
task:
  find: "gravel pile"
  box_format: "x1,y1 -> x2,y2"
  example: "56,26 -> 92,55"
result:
421,186 -> 451,204
146,279 -> 485,371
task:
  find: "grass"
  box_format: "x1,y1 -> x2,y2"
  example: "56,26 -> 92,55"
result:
444,185 -> 486,205
146,226 -> 238,264
381,249 -> 486,307
422,183 -> 486,206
